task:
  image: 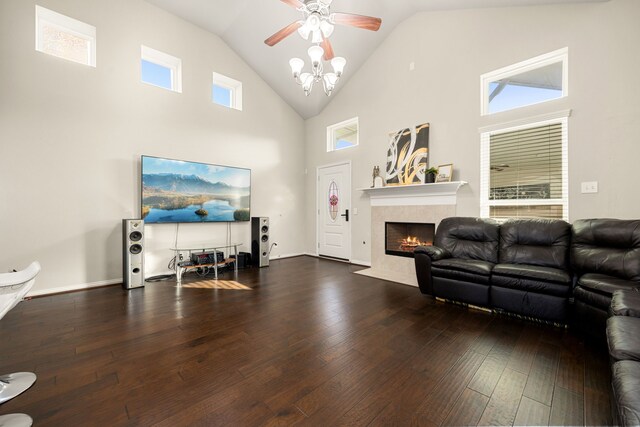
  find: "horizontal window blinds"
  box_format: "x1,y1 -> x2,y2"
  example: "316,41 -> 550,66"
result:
480,119 -> 568,220
490,123 -> 562,201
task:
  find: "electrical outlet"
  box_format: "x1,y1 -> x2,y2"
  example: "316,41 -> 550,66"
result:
581,181 -> 598,194
409,61 -> 415,71
353,208 -> 358,215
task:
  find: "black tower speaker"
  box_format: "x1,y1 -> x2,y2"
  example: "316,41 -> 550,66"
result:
251,217 -> 269,267
122,219 -> 145,289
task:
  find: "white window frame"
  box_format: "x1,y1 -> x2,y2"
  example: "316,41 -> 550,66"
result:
212,72 -> 243,111
480,47 -> 568,116
141,45 -> 182,93
326,117 -> 359,152
480,111 -> 570,221
35,5 -> 97,67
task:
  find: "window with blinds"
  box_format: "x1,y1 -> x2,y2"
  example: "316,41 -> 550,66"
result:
480,118 -> 568,220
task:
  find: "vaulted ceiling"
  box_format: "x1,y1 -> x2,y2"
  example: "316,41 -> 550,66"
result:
145,0 -> 607,119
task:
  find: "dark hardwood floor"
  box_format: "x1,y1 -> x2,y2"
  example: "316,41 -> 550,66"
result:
0,256 -> 612,426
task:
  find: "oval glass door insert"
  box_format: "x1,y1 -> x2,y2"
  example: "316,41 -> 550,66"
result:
328,180 -> 339,221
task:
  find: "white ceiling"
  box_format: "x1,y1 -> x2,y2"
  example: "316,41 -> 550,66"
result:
145,0 -> 606,119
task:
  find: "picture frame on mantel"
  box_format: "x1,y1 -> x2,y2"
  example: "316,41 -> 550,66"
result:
435,164 -> 453,183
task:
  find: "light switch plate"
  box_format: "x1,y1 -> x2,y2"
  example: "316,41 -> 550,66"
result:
581,181 -> 598,193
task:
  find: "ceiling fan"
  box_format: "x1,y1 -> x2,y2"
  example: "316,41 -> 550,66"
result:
264,0 -> 382,61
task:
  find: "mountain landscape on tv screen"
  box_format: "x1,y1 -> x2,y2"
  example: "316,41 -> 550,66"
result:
141,158 -> 250,223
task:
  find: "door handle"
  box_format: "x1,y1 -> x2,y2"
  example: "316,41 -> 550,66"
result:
341,209 -> 349,222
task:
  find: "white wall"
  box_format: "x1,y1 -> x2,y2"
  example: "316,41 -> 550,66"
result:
303,0 -> 640,264
0,0 -> 306,293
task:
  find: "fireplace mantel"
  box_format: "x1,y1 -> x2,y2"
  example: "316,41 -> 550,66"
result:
358,181 -> 467,206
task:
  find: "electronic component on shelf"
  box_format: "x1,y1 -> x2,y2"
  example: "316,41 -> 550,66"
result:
190,251 -> 224,265
177,260 -> 195,267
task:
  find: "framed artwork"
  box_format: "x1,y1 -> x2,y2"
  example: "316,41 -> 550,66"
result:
386,123 -> 429,185
435,164 -> 453,182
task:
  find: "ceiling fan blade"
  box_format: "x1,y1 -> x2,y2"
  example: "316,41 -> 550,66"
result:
321,38 -> 334,61
264,21 -> 302,46
280,0 -> 305,9
331,13 -> 382,31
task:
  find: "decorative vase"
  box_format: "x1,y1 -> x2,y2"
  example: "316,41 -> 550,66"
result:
425,173 -> 436,183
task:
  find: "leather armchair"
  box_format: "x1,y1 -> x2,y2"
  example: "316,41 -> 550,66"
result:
572,219 -> 640,337
414,217 -> 499,307
490,218 -> 572,322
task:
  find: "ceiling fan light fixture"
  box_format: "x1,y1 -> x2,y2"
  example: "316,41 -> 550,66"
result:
311,29 -> 323,44
319,20 -> 334,38
318,0 -> 333,5
306,14 -> 321,31
297,23 -> 311,40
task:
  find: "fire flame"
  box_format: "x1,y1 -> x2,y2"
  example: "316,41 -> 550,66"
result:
399,235 -> 431,250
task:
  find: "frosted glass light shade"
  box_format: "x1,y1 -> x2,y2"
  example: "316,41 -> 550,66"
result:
311,30 -> 323,44
331,56 -> 346,76
289,58 -> 304,77
320,20 -> 334,38
306,14 -> 321,31
297,23 -> 311,40
301,73 -> 313,95
308,45 -> 324,66
323,72 -> 338,86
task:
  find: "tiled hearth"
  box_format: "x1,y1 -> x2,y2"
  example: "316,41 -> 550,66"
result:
356,182 -> 467,287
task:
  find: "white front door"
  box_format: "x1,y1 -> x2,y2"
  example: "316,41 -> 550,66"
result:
317,162 -> 351,260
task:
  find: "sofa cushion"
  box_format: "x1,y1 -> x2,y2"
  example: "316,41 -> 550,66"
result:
607,316 -> 640,362
612,361 -> 640,427
434,217 -> 500,264
578,273 -> 639,297
572,218 -> 640,281
574,286 -> 612,311
499,218 -> 571,269
491,263 -> 571,297
493,263 -> 571,284
432,258 -> 494,285
611,289 -> 640,317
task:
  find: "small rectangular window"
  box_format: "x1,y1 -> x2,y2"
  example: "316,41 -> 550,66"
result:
327,117 -> 359,152
480,116 -> 569,220
141,46 -> 182,93
212,72 -> 242,110
35,5 -> 96,67
481,48 -> 568,115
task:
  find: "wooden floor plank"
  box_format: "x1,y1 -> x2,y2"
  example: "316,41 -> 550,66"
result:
478,368 -> 528,426
522,341 -> 561,406
549,386 -> 584,426
513,396 -> 551,427
441,387 -> 489,426
0,256 -> 613,426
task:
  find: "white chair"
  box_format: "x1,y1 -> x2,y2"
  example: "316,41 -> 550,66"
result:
0,262 -> 40,427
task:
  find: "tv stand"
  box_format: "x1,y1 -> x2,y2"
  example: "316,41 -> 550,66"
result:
170,243 -> 242,285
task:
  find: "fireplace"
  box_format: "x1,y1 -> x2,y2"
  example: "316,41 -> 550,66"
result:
385,222 -> 435,258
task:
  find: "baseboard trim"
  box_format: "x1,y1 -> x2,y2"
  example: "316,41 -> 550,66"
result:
271,253 -> 305,260
350,259 -> 372,267
28,278 -> 122,297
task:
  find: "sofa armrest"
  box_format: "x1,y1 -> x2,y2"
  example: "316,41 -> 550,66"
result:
414,245 -> 451,261
414,245 -> 450,296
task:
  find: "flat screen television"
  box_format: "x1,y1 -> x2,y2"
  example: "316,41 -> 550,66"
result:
141,155 -> 251,223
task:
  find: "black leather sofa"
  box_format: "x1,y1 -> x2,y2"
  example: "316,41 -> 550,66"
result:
607,289 -> 640,426
415,217 -> 572,323
572,219 -> 640,335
